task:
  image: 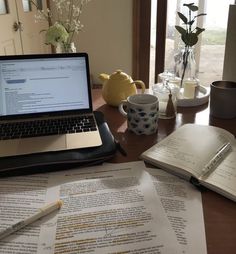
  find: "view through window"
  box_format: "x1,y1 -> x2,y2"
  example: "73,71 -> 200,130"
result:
0,0 -> 8,14
150,0 -> 235,86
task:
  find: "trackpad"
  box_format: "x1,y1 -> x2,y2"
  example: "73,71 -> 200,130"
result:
66,132 -> 102,149
18,135 -> 67,155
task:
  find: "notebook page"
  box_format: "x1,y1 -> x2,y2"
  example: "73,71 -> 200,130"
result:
202,141 -> 236,201
141,124 -> 235,179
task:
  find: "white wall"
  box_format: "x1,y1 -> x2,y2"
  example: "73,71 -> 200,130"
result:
75,0 -> 133,84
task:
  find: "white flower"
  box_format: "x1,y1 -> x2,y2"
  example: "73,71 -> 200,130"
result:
31,0 -> 91,46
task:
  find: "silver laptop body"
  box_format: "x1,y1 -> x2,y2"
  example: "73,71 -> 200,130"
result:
0,53 -> 102,157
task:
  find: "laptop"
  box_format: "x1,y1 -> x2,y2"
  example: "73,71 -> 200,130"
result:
0,53 -> 102,158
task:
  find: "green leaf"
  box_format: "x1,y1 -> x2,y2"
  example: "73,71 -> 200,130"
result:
175,25 -> 186,35
184,3 -> 198,11
177,12 -> 188,24
189,33 -> 198,46
182,33 -> 198,46
195,27 -> 205,36
188,5 -> 198,12
196,13 -> 207,17
183,3 -> 194,7
181,34 -> 187,45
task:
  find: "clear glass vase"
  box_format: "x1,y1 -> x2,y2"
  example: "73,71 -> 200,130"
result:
56,42 -> 77,53
174,47 -> 196,87
174,47 -> 200,98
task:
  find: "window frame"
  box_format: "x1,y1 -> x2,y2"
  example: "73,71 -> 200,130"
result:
133,0 -> 167,87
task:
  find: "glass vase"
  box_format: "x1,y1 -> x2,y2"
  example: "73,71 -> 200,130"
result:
56,42 -> 77,53
174,47 -> 200,98
174,47 -> 196,87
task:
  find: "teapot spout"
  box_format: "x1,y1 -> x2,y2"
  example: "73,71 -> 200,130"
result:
99,73 -> 109,84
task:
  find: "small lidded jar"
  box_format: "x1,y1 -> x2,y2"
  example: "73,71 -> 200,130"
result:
152,71 -> 180,119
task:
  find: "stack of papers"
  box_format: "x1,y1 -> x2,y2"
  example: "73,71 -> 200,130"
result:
0,161 -> 207,254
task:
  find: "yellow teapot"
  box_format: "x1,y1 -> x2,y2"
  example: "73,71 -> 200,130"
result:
99,70 -> 146,107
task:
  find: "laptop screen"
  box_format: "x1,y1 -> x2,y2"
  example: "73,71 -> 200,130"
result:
0,53 -> 92,118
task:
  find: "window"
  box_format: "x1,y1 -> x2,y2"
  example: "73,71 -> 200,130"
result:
22,0 -> 32,12
150,0 -> 236,86
0,0 -> 8,14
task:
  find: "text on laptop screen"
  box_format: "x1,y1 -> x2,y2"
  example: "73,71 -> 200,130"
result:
0,56 -> 90,116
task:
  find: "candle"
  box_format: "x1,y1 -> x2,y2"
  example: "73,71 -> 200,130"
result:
183,79 -> 199,98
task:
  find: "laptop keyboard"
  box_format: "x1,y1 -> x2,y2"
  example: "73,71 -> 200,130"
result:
0,115 -> 98,140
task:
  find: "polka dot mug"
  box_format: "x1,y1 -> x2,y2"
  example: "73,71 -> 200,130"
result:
119,94 -> 159,135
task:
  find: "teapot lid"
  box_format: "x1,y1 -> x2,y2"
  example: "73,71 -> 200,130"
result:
109,70 -> 130,81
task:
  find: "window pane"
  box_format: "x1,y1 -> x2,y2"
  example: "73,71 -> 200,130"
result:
22,0 -> 31,12
0,0 -> 8,14
199,0 -> 234,85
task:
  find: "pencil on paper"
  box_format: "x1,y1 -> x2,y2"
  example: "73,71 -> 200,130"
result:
201,142 -> 231,178
0,200 -> 63,241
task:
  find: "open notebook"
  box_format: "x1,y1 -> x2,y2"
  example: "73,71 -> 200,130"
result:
0,53 -> 102,157
141,124 -> 236,202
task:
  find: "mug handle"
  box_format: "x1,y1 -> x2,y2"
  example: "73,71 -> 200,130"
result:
133,80 -> 146,94
118,100 -> 128,117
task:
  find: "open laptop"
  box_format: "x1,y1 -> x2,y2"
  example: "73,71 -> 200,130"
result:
0,53 -> 102,158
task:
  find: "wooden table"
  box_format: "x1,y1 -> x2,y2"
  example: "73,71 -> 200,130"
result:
92,89 -> 236,254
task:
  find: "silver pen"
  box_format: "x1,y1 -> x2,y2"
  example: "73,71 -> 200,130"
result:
201,142 -> 231,178
0,200 -> 63,241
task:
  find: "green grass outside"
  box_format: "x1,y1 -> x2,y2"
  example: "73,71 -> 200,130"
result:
201,29 -> 227,45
